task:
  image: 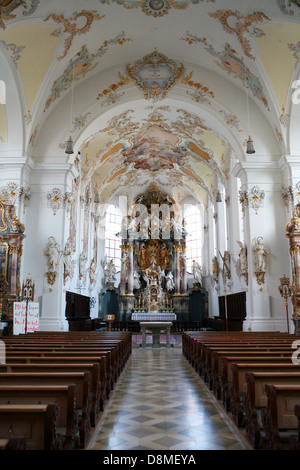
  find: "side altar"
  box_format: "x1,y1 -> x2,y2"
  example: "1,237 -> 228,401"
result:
118,185 -> 189,322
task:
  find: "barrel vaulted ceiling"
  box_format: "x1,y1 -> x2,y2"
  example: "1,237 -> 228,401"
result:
0,0 -> 299,205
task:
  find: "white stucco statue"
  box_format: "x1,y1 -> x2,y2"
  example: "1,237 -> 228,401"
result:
104,258 -> 117,284
254,237 -> 268,273
133,270 -> 141,290
166,271 -> 175,291
237,241 -> 247,274
44,236 -> 61,273
192,260 -> 202,285
79,251 -> 87,280
63,237 -> 73,280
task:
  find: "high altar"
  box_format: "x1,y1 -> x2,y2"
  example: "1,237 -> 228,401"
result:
118,185 -> 189,321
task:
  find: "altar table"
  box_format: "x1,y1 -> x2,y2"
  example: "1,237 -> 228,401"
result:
140,321 -> 173,349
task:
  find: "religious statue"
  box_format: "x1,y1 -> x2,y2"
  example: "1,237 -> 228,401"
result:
133,270 -> 141,290
103,258 -> 117,285
143,268 -> 150,286
253,237 -> 268,273
237,241 -> 247,274
44,236 -> 61,273
157,266 -> 165,284
212,256 -> 219,283
89,257 -> 96,285
165,271 -> 175,291
62,237 -> 73,282
79,251 -> 87,280
192,260 -> 202,285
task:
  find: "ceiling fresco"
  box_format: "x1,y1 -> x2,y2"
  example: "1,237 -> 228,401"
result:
0,0 -> 299,205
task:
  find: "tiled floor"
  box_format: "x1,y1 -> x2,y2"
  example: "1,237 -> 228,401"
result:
88,343 -> 251,451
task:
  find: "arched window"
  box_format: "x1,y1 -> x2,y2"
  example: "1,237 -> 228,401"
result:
185,204 -> 202,273
105,205 -> 122,270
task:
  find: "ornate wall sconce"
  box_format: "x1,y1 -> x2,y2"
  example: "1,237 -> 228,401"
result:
19,187 -> 31,213
248,186 -> 265,214
47,188 -> 63,215
47,188 -> 74,215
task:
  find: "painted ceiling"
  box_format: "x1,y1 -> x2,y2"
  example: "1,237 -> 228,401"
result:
0,0 -> 299,204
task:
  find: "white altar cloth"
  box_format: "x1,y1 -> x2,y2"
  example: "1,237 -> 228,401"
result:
131,312 -> 176,321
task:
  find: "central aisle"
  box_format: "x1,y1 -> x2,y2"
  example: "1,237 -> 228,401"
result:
88,345 -> 250,451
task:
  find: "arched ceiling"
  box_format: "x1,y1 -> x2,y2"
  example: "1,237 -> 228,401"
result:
0,0 -> 299,204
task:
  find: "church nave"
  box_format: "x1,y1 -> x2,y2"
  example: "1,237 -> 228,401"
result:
88,344 -> 250,451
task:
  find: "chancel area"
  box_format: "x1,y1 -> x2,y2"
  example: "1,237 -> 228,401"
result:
1,0 -> 300,452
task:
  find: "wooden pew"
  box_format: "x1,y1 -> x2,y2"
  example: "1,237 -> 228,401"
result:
211,351 -> 293,399
262,384 -> 300,450
0,403 -> 62,450
0,362 -> 101,428
230,363 -> 300,427
0,371 -> 91,448
220,355 -> 294,410
5,350 -> 112,400
4,355 -> 108,411
0,384 -> 79,450
245,372 -> 300,449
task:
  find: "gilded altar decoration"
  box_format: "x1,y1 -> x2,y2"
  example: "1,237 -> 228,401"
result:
278,275 -> 292,333
44,236 -> 61,287
253,236 -> 268,288
237,241 -> 248,285
248,186 -> 265,215
126,51 -> 184,101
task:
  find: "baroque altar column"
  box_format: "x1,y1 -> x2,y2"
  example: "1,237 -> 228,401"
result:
127,243 -> 134,295
174,244 -> 180,294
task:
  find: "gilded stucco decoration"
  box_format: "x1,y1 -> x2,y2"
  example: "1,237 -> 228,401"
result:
209,10 -> 270,59
126,50 -> 184,101
44,32 -> 131,112
44,10 -> 105,60
181,34 -> 269,110
0,0 -> 40,30
97,0 -> 215,18
276,0 -> 300,16
248,186 -> 265,215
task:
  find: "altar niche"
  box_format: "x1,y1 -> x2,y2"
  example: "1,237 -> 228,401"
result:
119,184 -> 189,321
